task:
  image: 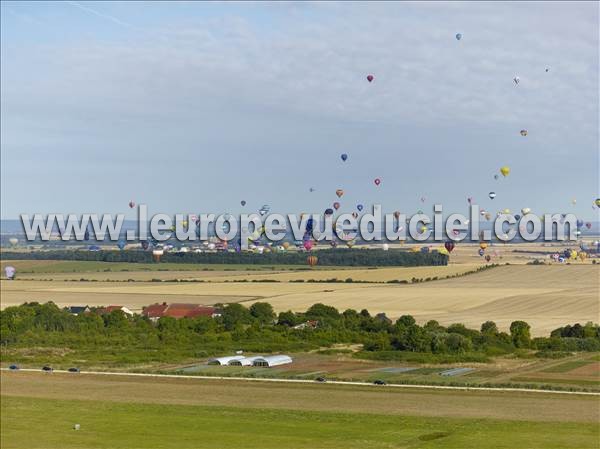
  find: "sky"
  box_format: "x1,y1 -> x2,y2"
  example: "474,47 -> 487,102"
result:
1,1 -> 598,220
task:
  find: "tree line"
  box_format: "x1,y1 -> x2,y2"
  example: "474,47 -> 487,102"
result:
1,302 -> 598,366
0,248 -> 448,267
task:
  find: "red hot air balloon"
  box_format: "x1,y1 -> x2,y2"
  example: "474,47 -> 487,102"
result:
444,241 -> 455,253
367,74 -> 374,82
374,178 -> 381,186
307,255 -> 318,267
336,189 -> 344,198
303,240 -> 313,251
333,202 -> 341,210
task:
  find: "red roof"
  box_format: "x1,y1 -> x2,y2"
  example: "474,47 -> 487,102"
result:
143,303 -> 217,319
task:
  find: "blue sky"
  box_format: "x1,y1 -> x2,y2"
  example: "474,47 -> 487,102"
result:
1,1 -> 598,219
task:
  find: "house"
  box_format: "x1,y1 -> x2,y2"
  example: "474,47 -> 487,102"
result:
97,305 -> 134,316
375,313 -> 392,324
66,306 -> 90,316
142,302 -> 221,321
292,320 -> 319,330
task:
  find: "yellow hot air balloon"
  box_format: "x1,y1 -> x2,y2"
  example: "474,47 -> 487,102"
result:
521,207 -> 531,215
479,242 -> 488,250
500,166 -> 510,177
282,242 -> 290,250
579,252 -> 587,261
570,250 -> 578,260
438,247 -> 449,256
503,208 -> 511,215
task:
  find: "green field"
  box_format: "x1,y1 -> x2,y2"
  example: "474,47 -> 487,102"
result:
1,396 -> 597,449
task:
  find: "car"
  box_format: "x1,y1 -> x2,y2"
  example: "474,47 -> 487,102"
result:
315,376 -> 326,383
42,366 -> 53,372
373,379 -> 386,385
68,367 -> 80,373
8,364 -> 19,371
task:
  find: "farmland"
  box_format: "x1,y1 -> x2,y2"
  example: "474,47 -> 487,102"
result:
1,372 -> 599,449
2,260 -> 597,336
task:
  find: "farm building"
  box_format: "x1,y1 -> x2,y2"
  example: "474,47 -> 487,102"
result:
66,306 -> 90,315
143,303 -> 221,321
207,356 -> 245,365
252,355 -> 292,367
97,305 -> 134,316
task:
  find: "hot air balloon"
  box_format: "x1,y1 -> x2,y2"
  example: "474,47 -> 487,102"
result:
514,214 -> 521,221
152,249 -> 164,263
357,204 -> 364,212
513,76 -> 520,85
304,240 -> 314,251
444,241 -> 455,253
586,222 -> 592,229
595,199 -> 600,207
545,68 -> 549,72
502,208 -> 511,215
341,153 -> 348,162
307,255 -> 318,267
576,219 -> 584,229
479,242 -> 488,250
117,240 -> 126,250
352,212 -> 359,219
500,166 -> 510,177
141,240 -> 150,250
8,237 -> 18,246
129,201 -> 135,209
494,174 -> 499,180
489,192 -> 496,200
420,196 -> 426,203
324,208 -> 334,216
333,202 -> 341,210
520,129 -> 528,137
336,189 -> 344,198
478,249 -> 485,256
455,33 -> 462,40
374,178 -> 381,186
346,240 -> 355,248
521,208 -> 531,215
241,200 -> 246,206
259,205 -> 270,216
309,187 -> 315,193
467,197 -> 473,204
282,241 -> 290,250
485,212 -> 491,220
394,211 -> 401,219
579,252 -> 587,261
485,255 -> 491,262
571,198 -> 577,205
330,241 -> 338,248
367,74 -> 374,83
382,243 -> 389,251
4,266 -> 16,280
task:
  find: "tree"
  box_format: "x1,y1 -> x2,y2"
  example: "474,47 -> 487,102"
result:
396,315 -> 416,327
249,302 -> 275,324
221,304 -> 252,330
445,333 -> 472,353
480,321 -> 498,335
306,303 -> 340,321
277,311 -> 299,327
510,321 -> 531,348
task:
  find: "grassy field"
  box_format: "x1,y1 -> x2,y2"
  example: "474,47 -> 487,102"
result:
2,263 -> 598,336
1,372 -> 599,448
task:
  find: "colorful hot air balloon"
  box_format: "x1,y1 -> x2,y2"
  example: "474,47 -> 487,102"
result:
357,204 -> 364,212
129,201 -> 135,209
307,255 -> 318,267
4,266 -> 16,280
336,189 -> 344,198
478,249 -> 485,256
282,241 -> 290,250
367,74 -> 374,83
341,153 -> 348,162
520,129 -> 528,137
152,249 -> 163,263
455,33 -> 462,40
374,178 -> 381,186
489,192 -> 496,200
241,200 -> 246,206
444,241 -> 455,253
500,166 -> 510,177
485,255 -> 491,262
479,242 -> 488,250
352,212 -> 359,219
333,202 -> 341,210
324,208 -> 334,216
304,240 -> 314,251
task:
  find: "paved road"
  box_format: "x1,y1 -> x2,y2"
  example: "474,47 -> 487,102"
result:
2,367 -> 598,396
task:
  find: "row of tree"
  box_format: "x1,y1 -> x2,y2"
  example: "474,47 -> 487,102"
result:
0,248 -> 448,267
2,302 -> 598,358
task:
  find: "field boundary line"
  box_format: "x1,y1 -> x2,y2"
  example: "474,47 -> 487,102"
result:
3,368 -> 599,396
